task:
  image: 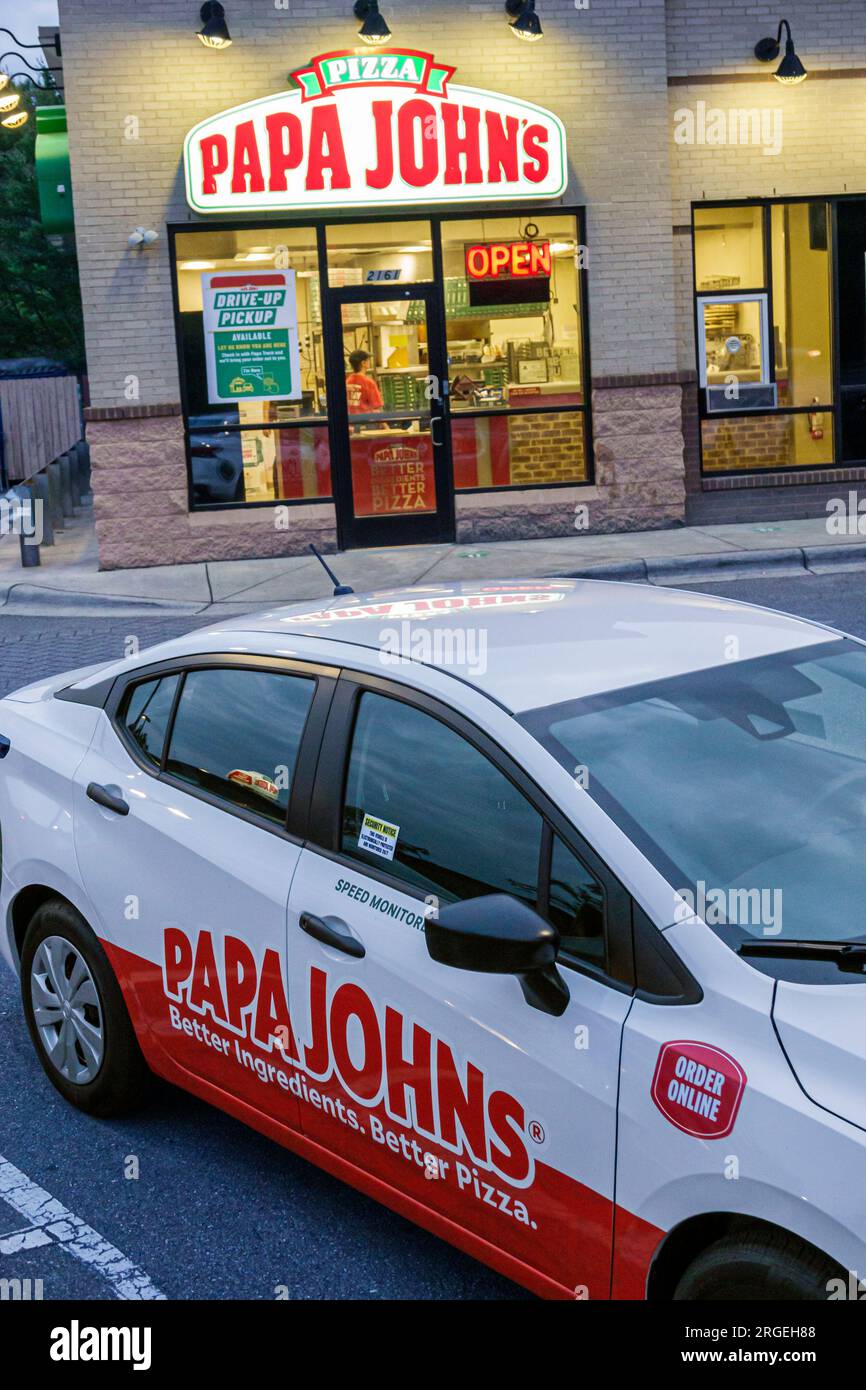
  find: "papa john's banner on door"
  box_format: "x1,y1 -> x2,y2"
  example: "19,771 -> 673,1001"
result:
183,49 -> 567,214
201,270 -> 302,404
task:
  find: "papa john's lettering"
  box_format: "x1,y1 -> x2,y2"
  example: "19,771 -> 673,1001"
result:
162,926 -> 536,1188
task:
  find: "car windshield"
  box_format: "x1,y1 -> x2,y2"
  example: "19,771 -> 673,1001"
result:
519,639 -> 866,946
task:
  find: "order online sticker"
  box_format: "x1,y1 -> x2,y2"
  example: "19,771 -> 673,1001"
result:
358,812 -> 400,861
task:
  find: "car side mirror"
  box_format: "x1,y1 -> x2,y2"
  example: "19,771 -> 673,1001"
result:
424,893 -> 569,1017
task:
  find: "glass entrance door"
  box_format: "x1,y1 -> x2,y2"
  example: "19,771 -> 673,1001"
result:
327,285 -> 454,548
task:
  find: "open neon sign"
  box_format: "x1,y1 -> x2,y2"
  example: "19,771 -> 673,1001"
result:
465,240 -> 552,281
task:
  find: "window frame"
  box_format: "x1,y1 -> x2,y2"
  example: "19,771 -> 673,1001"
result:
697,291 -> 774,408
107,653 -> 338,843
691,195 -> 838,477
167,205 -> 593,514
306,670 -> 634,992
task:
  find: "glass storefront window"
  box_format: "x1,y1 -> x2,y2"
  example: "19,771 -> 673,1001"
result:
174,226 -> 326,428
694,201 -> 835,476
189,425 -> 331,505
693,205 -> 765,292
771,203 -> 833,408
440,214 -> 584,413
701,411 -> 833,473
326,220 -> 433,285
176,212 -> 591,515
452,411 -> 587,488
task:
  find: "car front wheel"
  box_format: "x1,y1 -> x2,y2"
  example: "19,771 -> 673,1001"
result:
20,898 -> 150,1117
674,1230 -> 841,1300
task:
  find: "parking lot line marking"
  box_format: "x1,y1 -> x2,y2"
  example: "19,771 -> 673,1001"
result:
0,1156 -> 166,1300
0,1225 -> 54,1254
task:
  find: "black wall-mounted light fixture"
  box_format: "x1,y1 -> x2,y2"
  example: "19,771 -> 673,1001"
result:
197,1 -> 232,49
505,0 -> 543,43
0,27 -> 63,126
354,0 -> 391,46
755,19 -> 807,83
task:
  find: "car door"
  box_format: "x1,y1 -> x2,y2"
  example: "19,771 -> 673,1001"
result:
285,673 -> 635,1299
72,655 -> 334,1132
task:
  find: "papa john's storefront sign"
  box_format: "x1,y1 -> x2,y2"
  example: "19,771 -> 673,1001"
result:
183,49 -> 567,214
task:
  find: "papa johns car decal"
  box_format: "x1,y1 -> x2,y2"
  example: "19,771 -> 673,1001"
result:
651,1040 -> 746,1139
162,927 -> 540,1217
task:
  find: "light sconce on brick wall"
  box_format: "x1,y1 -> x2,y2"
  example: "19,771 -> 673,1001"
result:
505,0 -> 543,42
353,0 -> 392,46
755,19 -> 807,84
197,1 -> 232,50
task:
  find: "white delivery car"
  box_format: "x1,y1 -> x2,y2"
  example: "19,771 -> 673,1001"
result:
1,579 -> 865,1301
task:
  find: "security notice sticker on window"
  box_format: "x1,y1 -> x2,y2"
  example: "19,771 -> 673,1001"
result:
358,812 -> 400,861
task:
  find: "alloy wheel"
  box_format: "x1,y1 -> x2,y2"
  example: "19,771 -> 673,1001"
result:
30,935 -> 104,1084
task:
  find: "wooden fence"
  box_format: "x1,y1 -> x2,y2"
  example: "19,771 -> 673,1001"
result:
0,373 -> 82,485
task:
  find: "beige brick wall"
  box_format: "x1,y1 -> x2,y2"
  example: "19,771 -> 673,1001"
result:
667,0 -> 866,376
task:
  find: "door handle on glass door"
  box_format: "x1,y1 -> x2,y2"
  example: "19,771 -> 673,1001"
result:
431,415 -> 444,448
86,782 -> 130,816
299,912 -> 366,958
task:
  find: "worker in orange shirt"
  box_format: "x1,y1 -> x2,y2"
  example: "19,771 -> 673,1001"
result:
346,349 -> 384,415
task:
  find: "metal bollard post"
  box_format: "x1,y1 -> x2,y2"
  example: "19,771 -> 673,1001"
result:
31,472 -> 54,546
66,449 -> 82,510
58,453 -> 74,517
47,460 -> 65,531
75,439 -> 91,497
18,486 -> 40,568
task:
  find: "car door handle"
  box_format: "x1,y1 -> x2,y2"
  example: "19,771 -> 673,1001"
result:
86,782 -> 130,816
299,911 -> 365,958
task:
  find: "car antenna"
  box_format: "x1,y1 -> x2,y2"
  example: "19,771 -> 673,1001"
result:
309,543 -> 355,597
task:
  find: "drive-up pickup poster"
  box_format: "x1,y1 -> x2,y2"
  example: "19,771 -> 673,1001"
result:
201,271 -> 301,403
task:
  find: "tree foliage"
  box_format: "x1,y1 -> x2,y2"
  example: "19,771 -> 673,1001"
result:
0,76 -> 85,371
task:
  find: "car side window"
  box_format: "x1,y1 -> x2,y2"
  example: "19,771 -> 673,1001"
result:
120,674 -> 181,768
341,691 -> 543,905
547,835 -> 605,967
164,668 -> 315,825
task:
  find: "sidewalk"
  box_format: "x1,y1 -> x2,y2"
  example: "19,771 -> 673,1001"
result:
0,501 -> 864,616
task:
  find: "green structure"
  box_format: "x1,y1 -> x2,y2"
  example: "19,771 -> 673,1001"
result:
35,106 -> 73,235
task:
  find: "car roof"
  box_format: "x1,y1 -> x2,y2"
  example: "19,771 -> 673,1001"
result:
182,578 -> 837,713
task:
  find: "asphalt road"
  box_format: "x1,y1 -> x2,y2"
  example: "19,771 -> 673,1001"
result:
0,568 -> 863,1301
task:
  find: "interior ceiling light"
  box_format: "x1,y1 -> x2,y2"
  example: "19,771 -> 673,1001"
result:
354,0 -> 391,46
197,1 -> 232,49
755,19 -> 807,83
505,0 -> 543,42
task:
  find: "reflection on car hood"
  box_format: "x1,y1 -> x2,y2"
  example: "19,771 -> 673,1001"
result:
774,980 -> 866,1131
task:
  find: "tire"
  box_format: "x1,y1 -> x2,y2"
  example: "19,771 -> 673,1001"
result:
20,898 -> 151,1117
674,1230 -> 840,1301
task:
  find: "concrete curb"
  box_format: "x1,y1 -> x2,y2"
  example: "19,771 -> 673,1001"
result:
2,540 -> 866,614
0,584 -> 209,616
564,543 -> 866,584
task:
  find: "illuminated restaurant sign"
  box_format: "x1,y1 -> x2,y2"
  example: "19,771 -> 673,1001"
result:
465,240 -> 552,280
183,49 -> 567,214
